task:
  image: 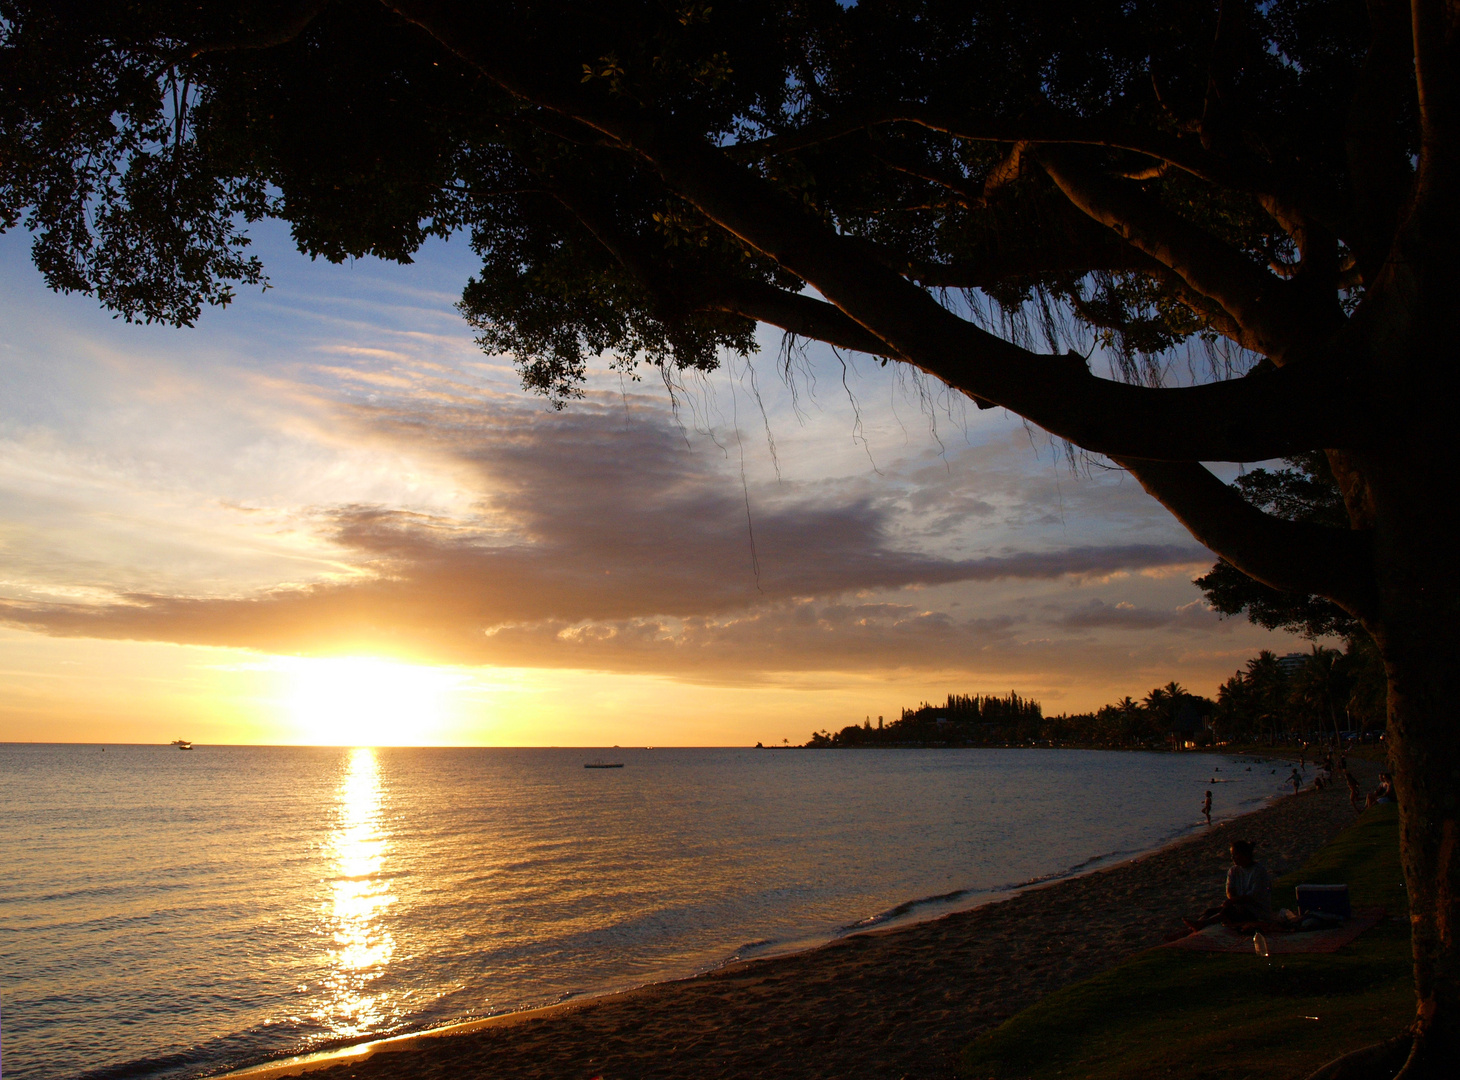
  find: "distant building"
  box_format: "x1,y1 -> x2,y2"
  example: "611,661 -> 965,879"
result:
1278,652 -> 1308,678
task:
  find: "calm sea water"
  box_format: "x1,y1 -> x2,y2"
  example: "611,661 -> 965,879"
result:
0,744 -> 1287,1079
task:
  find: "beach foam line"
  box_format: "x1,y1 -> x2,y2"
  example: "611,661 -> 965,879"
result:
838,886 -> 976,934
838,845 -> 1156,938
838,834 -> 1196,938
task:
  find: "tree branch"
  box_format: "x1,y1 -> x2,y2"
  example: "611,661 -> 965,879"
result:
547,186 -> 1258,414
1113,457 -> 1378,619
1343,0 -> 1417,284
381,0 -> 1356,462
1037,149 -> 1335,361
1412,0 -> 1460,171
865,146 -> 988,209
733,106 -> 1334,229
175,1 -> 333,61
539,169 -> 902,359
738,109 -> 1227,182
885,232 -> 1164,289
629,135 -> 1361,461
1407,0 -> 1460,230
1198,0 -> 1246,156
695,278 -> 901,357
542,157 -> 1341,458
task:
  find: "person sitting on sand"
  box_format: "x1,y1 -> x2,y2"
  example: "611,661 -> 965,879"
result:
1369,772 -> 1396,806
1202,790 -> 1212,825
1184,841 -> 1273,930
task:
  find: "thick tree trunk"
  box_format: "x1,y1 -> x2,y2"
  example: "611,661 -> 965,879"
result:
1344,109 -> 1460,1066
1378,627 -> 1460,1074
1364,432 -> 1460,1076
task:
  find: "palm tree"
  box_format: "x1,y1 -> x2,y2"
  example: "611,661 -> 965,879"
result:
1245,651 -> 1287,745
1289,646 -> 1346,747
1215,672 -> 1257,743
1142,682 -> 1188,745
1341,636 -> 1387,736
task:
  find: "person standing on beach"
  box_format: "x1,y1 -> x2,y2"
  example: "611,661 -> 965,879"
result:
1289,768 -> 1303,794
1344,769 -> 1362,813
1184,841 -> 1273,930
1202,790 -> 1212,825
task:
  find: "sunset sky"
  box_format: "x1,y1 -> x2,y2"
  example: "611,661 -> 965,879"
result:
0,224 -> 1314,747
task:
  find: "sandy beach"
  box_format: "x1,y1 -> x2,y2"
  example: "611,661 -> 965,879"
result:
243,758 -> 1378,1080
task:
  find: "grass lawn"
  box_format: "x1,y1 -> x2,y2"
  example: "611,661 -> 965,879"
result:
960,804 -> 1412,1080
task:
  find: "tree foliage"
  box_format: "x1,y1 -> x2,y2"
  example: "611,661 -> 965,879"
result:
805,691 -> 1044,746
0,1 -> 1406,429
1213,642 -> 1387,742
806,647 -> 1385,750
1196,453 -> 1358,639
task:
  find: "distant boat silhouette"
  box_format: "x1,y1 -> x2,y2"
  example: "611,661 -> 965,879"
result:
584,760 -> 623,769
171,740 -> 193,750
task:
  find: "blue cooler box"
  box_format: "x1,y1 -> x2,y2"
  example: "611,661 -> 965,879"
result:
1296,883 -> 1351,919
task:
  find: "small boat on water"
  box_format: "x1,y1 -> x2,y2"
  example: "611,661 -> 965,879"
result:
584,760 -> 623,769
171,740 -> 193,750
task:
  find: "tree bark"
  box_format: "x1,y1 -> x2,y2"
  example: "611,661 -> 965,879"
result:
1365,446 -> 1460,1076
1369,14 -> 1460,1054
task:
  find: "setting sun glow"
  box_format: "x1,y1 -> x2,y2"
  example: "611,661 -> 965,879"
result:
283,657 -> 455,745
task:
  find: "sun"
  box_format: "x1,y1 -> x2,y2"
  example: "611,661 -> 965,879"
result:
281,656 -> 455,745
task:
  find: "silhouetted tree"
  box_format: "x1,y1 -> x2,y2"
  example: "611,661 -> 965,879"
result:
1343,634 -> 1388,735
3,3 -> 1455,1066
1098,696 -> 1147,746
1141,681 -> 1186,738
1213,670 -> 1258,743
1245,650 -> 1291,745
1288,646 -> 1347,743
1195,454 -> 1358,639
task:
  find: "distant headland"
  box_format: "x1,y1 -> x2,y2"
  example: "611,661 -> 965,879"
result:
782,642 -> 1386,752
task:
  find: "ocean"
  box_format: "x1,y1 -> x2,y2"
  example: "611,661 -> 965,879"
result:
0,744 -> 1285,1079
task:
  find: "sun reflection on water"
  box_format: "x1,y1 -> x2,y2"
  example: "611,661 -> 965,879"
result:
320,747 -> 395,1036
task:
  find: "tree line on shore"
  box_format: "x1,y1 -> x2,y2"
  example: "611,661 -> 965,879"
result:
803,639 -> 1386,750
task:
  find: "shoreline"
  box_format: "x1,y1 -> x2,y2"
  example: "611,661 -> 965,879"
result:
217,753 -> 1342,1080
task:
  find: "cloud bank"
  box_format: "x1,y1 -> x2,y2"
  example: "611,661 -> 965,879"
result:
0,394 -> 1213,677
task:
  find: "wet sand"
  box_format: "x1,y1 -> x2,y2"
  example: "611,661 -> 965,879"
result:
245,758 -> 1377,1080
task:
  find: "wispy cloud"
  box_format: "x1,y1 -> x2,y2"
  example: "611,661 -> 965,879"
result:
1055,597 -> 1220,631
1,227 -> 1323,743
0,391 -> 1209,677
